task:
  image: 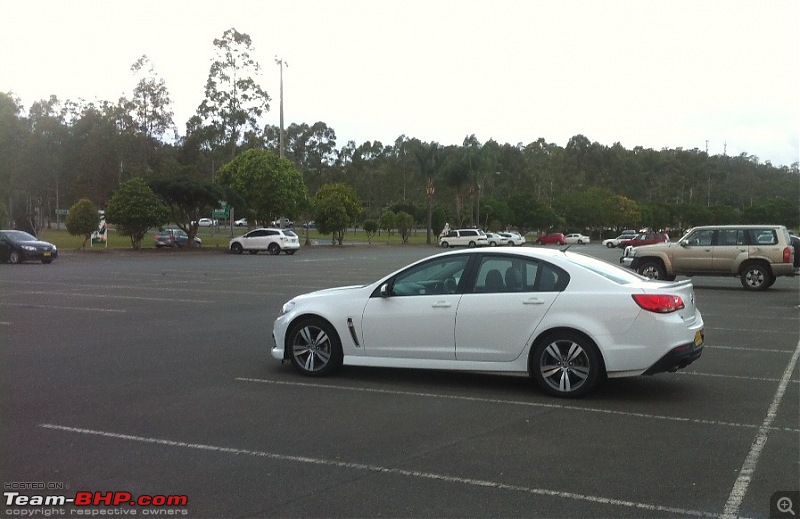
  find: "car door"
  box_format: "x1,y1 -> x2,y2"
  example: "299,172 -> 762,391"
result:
455,254 -> 560,362
360,254 -> 470,360
672,229 -> 715,272
245,229 -> 268,250
713,228 -> 747,272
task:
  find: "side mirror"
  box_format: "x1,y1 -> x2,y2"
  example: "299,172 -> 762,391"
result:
680,240 -> 689,247
380,283 -> 391,298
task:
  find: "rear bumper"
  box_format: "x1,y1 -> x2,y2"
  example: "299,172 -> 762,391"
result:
643,334 -> 704,375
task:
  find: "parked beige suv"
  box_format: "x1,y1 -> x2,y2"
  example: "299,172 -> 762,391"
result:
621,225 -> 795,290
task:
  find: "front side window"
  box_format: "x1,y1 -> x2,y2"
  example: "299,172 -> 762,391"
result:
389,255 -> 469,296
685,229 -> 714,246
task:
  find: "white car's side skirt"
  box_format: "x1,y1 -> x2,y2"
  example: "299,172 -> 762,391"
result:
344,355 -> 530,373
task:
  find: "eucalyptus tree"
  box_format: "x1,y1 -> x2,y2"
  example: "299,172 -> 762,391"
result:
195,28 -> 271,172
129,55 -> 175,141
409,139 -> 444,244
0,92 -> 25,209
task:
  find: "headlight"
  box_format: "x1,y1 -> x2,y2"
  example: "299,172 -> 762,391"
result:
22,245 -> 36,251
280,301 -> 296,316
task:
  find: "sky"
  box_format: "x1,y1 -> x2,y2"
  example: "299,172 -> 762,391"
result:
2,0 -> 799,167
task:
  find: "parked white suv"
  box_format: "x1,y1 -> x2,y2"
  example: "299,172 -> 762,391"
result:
229,228 -> 300,255
438,229 -> 488,248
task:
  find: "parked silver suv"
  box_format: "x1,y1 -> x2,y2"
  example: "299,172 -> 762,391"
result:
622,225 -> 795,290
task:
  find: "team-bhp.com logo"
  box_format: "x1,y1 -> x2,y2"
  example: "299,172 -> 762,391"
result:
5,490 -> 188,511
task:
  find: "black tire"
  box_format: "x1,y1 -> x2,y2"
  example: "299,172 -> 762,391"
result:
468,241 -> 477,248
285,249 -> 297,255
530,332 -> 602,398
231,242 -> 243,254
577,240 -> 584,245
441,241 -> 450,248
606,242 -> 615,248
489,241 -> 497,247
507,241 -> 515,246
9,251 -> 21,264
637,259 -> 667,280
268,243 -> 281,255
288,317 -> 343,377
740,263 -> 772,291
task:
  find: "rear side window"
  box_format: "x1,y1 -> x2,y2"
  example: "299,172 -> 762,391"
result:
749,229 -> 777,245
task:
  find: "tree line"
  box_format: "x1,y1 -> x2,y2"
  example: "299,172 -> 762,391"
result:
2,28 -> 798,244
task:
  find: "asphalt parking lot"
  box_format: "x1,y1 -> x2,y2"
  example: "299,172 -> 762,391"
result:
2,244 -> 798,518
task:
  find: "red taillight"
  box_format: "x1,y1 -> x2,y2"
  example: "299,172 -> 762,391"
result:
632,294 -> 685,313
783,247 -> 792,263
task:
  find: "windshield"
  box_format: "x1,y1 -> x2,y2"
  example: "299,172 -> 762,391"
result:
564,251 -> 644,284
3,230 -> 37,241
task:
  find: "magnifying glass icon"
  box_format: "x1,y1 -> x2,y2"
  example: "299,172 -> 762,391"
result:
778,497 -> 796,516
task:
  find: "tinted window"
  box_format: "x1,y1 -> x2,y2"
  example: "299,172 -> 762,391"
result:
461,230 -> 477,237
391,256 -> 469,296
248,230 -> 267,237
717,229 -> 745,246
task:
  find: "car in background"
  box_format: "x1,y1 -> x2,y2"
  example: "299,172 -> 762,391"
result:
229,228 -> 300,255
498,232 -> 526,246
272,247 -> 704,398
622,225 -> 795,291
617,232 -> 669,249
439,229 -> 488,248
0,230 -> 58,264
196,218 -> 217,227
154,229 -> 202,248
791,235 -> 800,273
485,233 -> 505,246
271,218 -> 294,228
565,233 -> 590,244
602,231 -> 638,248
234,218 -> 248,227
535,233 -> 566,245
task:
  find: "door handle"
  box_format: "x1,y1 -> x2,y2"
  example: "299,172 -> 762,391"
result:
523,298 -> 545,305
432,301 -> 452,308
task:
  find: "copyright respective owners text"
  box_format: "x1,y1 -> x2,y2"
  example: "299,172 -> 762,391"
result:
3,483 -> 189,517
772,491 -> 800,519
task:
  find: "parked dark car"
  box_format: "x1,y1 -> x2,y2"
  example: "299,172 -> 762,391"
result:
791,235 -> 800,271
0,230 -> 58,264
154,229 -> 202,248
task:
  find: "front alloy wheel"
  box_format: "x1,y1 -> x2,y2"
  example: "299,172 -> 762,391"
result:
288,318 -> 342,376
8,251 -> 21,264
231,242 -> 243,254
532,333 -> 601,397
637,260 -> 666,280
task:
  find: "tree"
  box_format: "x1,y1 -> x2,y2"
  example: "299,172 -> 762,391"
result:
363,219 -> 378,244
395,211 -> 415,244
196,28 -> 270,165
215,148 -> 307,224
379,210 -> 397,237
105,177 -> 169,248
65,198 -> 100,249
129,55 -> 175,141
149,177 -> 231,244
314,183 -> 362,245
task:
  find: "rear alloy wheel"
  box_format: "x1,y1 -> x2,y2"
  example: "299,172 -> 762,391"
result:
441,241 -> 450,248
637,259 -> 666,280
741,263 -> 772,291
606,242 -> 615,248
288,318 -> 343,376
268,243 -> 281,255
231,242 -> 243,254
531,332 -> 601,398
468,241 -> 477,248
9,251 -> 21,264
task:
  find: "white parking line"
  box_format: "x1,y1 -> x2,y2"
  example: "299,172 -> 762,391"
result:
706,345 -> 795,353
721,338 -> 800,519
235,378 -> 800,434
677,371 -> 800,384
3,290 -> 212,304
0,303 -> 126,313
38,423 -> 720,518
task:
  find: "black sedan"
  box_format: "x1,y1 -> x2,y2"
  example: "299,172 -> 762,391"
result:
0,230 -> 58,264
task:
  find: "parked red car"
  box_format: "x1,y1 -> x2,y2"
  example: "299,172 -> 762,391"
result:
535,233 -> 566,245
617,232 -> 669,248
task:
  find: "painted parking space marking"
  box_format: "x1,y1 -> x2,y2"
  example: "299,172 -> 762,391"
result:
721,338 -> 800,519
39,423 -> 720,518
235,378 -> 800,434
0,302 -> 126,313
2,290 -> 212,304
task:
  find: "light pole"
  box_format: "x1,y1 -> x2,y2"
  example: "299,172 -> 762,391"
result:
275,56 -> 288,158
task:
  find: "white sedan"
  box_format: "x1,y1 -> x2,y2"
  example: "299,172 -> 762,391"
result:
498,232 -> 526,246
564,233 -> 590,244
272,248 -> 704,397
